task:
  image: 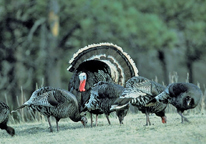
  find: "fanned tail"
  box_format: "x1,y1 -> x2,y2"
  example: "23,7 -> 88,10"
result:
67,43 -> 138,86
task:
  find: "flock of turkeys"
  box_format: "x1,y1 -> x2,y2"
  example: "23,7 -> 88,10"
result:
0,43 -> 203,136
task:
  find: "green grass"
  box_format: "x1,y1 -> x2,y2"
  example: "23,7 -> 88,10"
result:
1,113 -> 206,144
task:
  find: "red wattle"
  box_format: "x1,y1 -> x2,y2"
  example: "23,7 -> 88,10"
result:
79,80 -> 86,92
162,117 -> 167,123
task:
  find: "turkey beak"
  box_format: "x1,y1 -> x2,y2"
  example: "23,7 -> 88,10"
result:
161,116 -> 167,124
186,97 -> 192,106
81,121 -> 85,127
81,118 -> 87,127
119,119 -> 124,125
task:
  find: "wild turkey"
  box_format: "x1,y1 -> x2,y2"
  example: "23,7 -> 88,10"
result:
146,83 -> 203,123
0,101 -> 15,136
111,76 -> 167,126
12,87 -> 87,132
67,43 -> 138,126
85,81 -> 129,126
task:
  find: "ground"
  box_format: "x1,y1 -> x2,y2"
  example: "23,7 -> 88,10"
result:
1,113 -> 206,144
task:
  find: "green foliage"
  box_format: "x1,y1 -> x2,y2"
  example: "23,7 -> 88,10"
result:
72,0 -> 177,51
0,0 -> 206,108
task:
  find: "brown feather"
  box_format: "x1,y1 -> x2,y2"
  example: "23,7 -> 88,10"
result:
68,43 -> 138,86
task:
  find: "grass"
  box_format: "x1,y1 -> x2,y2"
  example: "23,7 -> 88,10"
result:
1,113 -> 206,144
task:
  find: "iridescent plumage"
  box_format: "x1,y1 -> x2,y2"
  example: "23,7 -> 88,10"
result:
147,83 -> 203,123
68,43 -> 138,126
13,87 -> 87,132
111,76 -> 167,125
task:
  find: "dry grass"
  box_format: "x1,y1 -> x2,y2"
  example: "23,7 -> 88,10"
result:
1,113 -> 206,144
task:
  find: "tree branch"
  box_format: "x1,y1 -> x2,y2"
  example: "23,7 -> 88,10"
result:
6,17 -> 34,29
58,23 -> 81,48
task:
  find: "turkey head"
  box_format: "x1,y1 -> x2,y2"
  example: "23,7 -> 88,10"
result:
79,72 -> 87,92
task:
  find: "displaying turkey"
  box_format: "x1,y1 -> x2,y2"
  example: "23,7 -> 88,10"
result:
67,43 -> 138,126
0,101 -> 15,136
12,87 -> 87,132
146,83 -> 203,123
85,81 -> 129,126
111,76 -> 167,126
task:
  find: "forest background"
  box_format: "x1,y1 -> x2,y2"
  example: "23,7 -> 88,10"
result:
0,0 -> 206,113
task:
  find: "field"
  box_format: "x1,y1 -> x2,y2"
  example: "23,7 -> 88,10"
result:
1,112 -> 206,144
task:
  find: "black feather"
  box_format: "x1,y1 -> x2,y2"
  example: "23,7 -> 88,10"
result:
147,82 -> 203,123
85,81 -> 128,125
67,43 -> 138,126
113,76 -> 167,125
13,87 -> 87,132
0,102 -> 15,136
168,83 -> 202,122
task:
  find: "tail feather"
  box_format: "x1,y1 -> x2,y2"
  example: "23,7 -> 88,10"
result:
67,43 -> 138,86
125,76 -> 153,95
145,98 -> 157,107
121,88 -> 147,99
11,104 -> 27,113
110,103 -> 129,111
146,90 -> 170,107
114,97 -> 133,105
155,89 -> 170,103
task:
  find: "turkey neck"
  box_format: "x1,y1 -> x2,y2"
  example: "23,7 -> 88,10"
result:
69,107 -> 83,122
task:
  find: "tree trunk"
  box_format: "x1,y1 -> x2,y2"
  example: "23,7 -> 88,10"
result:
45,0 -> 61,88
186,59 -> 193,83
45,35 -> 61,87
185,40 -> 194,83
158,50 -> 169,85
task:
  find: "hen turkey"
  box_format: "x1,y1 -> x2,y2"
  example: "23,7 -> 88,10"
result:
12,87 -> 87,132
85,81 -> 129,126
67,43 -> 138,126
146,83 -> 203,123
0,101 -> 15,136
111,76 -> 167,126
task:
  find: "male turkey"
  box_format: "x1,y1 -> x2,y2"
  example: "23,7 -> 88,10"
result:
146,83 -> 203,123
67,43 -> 138,126
85,81 -> 129,126
12,87 -> 87,132
0,101 -> 15,136
111,76 -> 167,126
